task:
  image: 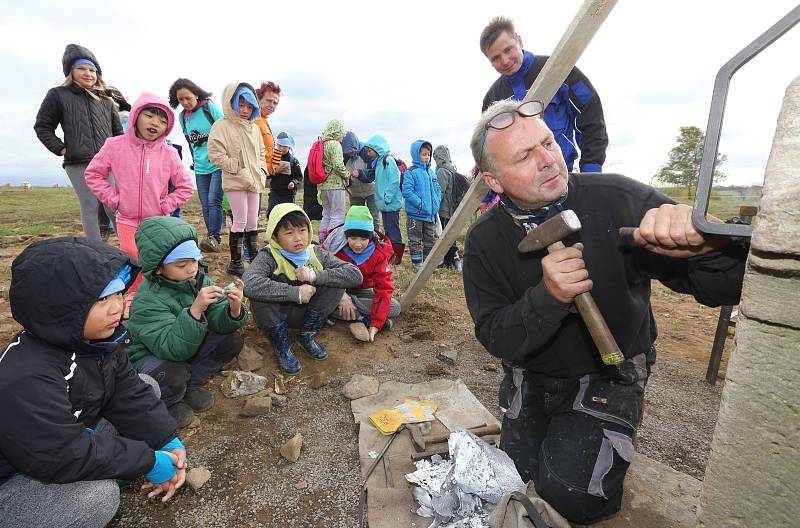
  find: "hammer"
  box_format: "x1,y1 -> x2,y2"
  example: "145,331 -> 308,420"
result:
410,423 -> 501,452
517,210 -> 624,366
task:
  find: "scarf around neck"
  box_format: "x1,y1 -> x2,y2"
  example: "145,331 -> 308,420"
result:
343,242 -> 376,266
499,191 -> 568,233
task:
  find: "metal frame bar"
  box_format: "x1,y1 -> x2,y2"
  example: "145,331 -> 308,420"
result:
693,5 -> 800,236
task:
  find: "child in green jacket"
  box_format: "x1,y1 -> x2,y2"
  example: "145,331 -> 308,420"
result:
126,216 -> 249,427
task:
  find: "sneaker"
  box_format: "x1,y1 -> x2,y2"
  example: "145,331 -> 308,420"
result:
168,401 -> 195,428
451,257 -> 463,273
349,322 -> 370,342
183,386 -> 214,412
199,236 -> 220,253
384,319 -> 394,331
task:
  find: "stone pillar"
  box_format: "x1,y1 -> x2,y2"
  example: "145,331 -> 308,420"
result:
697,78 -> 800,527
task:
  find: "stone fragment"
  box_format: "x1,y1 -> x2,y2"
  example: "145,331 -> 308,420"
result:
274,375 -> 286,395
186,467 -> 211,491
221,371 -> 268,398
280,433 -> 303,462
270,392 -> 288,408
294,479 -> 309,490
437,350 -> 459,365
483,363 -> 498,372
343,374 -> 380,400
310,371 -> 329,389
237,345 -> 264,372
241,396 -> 272,416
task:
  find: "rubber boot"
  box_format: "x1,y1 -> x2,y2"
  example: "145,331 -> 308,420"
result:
227,232 -> 244,276
392,243 -> 405,265
267,318 -> 301,374
244,230 -> 260,262
410,249 -> 423,272
297,309 -> 329,360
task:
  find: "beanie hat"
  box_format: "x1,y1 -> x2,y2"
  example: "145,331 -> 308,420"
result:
344,206 -> 373,237
62,44 -> 102,77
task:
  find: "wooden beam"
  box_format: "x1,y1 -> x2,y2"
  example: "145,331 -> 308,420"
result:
400,0 -> 618,311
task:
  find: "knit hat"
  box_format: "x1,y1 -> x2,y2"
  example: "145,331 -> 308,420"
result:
62,44 -> 102,77
344,206 -> 373,238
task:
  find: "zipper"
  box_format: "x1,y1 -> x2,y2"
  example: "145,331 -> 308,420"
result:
139,145 -> 146,219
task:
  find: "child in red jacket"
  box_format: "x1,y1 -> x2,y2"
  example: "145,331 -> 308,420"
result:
322,206 -> 401,341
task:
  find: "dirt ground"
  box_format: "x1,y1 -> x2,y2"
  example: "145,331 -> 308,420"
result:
0,211 -> 735,527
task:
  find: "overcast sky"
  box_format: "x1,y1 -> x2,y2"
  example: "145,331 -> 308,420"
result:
2,0 -> 798,187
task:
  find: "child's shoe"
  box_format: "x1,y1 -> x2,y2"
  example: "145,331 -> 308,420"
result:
297,309 -> 329,360
168,401 -> 195,428
183,386 -> 214,412
199,236 -> 220,253
349,321 -> 370,342
268,318 -> 301,374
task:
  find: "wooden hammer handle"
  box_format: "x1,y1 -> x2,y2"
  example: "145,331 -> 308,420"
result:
422,424 -> 501,446
548,241 -> 624,365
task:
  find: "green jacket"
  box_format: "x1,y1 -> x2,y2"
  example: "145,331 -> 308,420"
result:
126,216 -> 249,368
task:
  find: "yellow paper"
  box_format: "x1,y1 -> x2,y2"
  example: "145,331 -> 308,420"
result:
368,400 -> 440,435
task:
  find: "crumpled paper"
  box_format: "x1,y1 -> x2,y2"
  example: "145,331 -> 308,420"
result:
405,430 -> 523,528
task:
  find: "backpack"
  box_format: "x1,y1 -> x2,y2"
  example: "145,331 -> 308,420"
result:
449,168 -> 471,207
307,138 -> 334,185
179,105 -> 216,169
390,157 -> 407,189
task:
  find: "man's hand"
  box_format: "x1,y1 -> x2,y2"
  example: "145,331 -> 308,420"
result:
59,147 -> 66,156
541,242 -> 593,304
298,284 -> 316,304
632,204 -> 725,258
338,294 -> 356,320
225,278 -> 245,318
368,326 -> 379,342
190,285 -> 222,320
295,266 -> 317,284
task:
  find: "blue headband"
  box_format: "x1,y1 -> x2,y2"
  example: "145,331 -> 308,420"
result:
232,87 -> 260,120
72,58 -> 97,71
163,240 -> 203,265
275,133 -> 295,149
99,263 -> 132,299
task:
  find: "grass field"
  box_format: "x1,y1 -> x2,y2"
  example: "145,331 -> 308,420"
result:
0,184 -> 761,238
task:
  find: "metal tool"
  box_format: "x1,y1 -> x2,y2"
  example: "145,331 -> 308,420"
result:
410,423 -> 500,452
357,425 -> 403,528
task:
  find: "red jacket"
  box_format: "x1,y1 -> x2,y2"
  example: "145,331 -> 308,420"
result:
335,232 -> 395,330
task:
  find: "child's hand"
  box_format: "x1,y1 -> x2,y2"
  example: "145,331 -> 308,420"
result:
338,295 -> 356,320
369,326 -> 379,342
141,451 -> 182,503
225,279 -> 245,318
190,285 -> 222,319
295,266 -> 317,284
350,169 -> 359,178
288,181 -> 295,190
298,284 -> 317,304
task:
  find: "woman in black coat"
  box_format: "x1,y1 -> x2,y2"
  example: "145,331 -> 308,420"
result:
34,44 -> 122,242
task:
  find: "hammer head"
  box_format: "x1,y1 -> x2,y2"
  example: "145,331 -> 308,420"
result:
517,210 -> 581,253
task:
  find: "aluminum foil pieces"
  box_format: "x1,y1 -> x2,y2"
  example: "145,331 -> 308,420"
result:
405,430 -> 524,528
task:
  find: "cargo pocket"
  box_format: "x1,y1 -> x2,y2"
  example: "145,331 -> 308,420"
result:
573,371 -> 645,429
587,429 -> 635,499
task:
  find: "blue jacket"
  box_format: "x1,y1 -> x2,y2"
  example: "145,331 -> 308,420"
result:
364,135 -> 402,213
402,140 -> 441,223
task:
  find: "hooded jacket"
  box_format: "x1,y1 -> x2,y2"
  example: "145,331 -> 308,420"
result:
433,145 -> 458,218
125,217 -> 249,368
323,227 -> 395,330
34,44 -> 122,166
0,237 -> 176,483
243,204 -> 363,304
318,119 -> 349,192
208,83 -> 268,193
342,131 -> 373,198
364,135 -> 402,213
84,93 -> 194,228
402,140 -> 442,223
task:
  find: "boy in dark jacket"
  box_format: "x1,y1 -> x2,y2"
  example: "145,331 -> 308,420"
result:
244,203 -> 362,374
266,132 -> 303,217
402,140 -> 442,270
0,238 -> 186,526
126,216 -> 249,427
323,206 -> 401,342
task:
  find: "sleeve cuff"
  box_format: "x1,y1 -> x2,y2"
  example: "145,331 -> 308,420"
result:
579,163 -> 602,173
525,282 -> 572,326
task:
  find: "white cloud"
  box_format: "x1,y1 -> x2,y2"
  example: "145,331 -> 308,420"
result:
1,0 -> 798,187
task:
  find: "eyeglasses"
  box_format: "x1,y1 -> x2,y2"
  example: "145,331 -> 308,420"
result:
477,100 -> 545,167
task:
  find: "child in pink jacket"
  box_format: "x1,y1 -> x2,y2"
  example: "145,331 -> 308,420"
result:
86,92 -> 194,309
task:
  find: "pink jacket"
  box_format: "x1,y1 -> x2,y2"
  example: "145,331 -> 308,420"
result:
85,92 -> 194,228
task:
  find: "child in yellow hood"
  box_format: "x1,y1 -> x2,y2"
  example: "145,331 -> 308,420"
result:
243,204 -> 362,374
208,82 -> 268,276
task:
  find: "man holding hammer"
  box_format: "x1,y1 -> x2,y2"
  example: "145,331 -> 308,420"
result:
462,99 -> 748,524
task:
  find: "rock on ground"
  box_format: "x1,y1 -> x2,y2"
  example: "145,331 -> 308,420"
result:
280,433 -> 304,463
241,395 -> 272,417
237,345 -> 264,372
343,374 -> 379,400
186,467 -> 211,491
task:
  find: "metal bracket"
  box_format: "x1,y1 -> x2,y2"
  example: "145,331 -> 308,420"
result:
693,5 -> 800,236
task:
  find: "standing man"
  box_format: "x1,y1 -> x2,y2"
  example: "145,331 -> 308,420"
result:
462,99 -> 748,524
480,16 -> 608,173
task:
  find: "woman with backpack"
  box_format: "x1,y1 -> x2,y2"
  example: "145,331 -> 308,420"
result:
34,44 -> 122,242
433,145 -> 467,271
169,78 -> 225,252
